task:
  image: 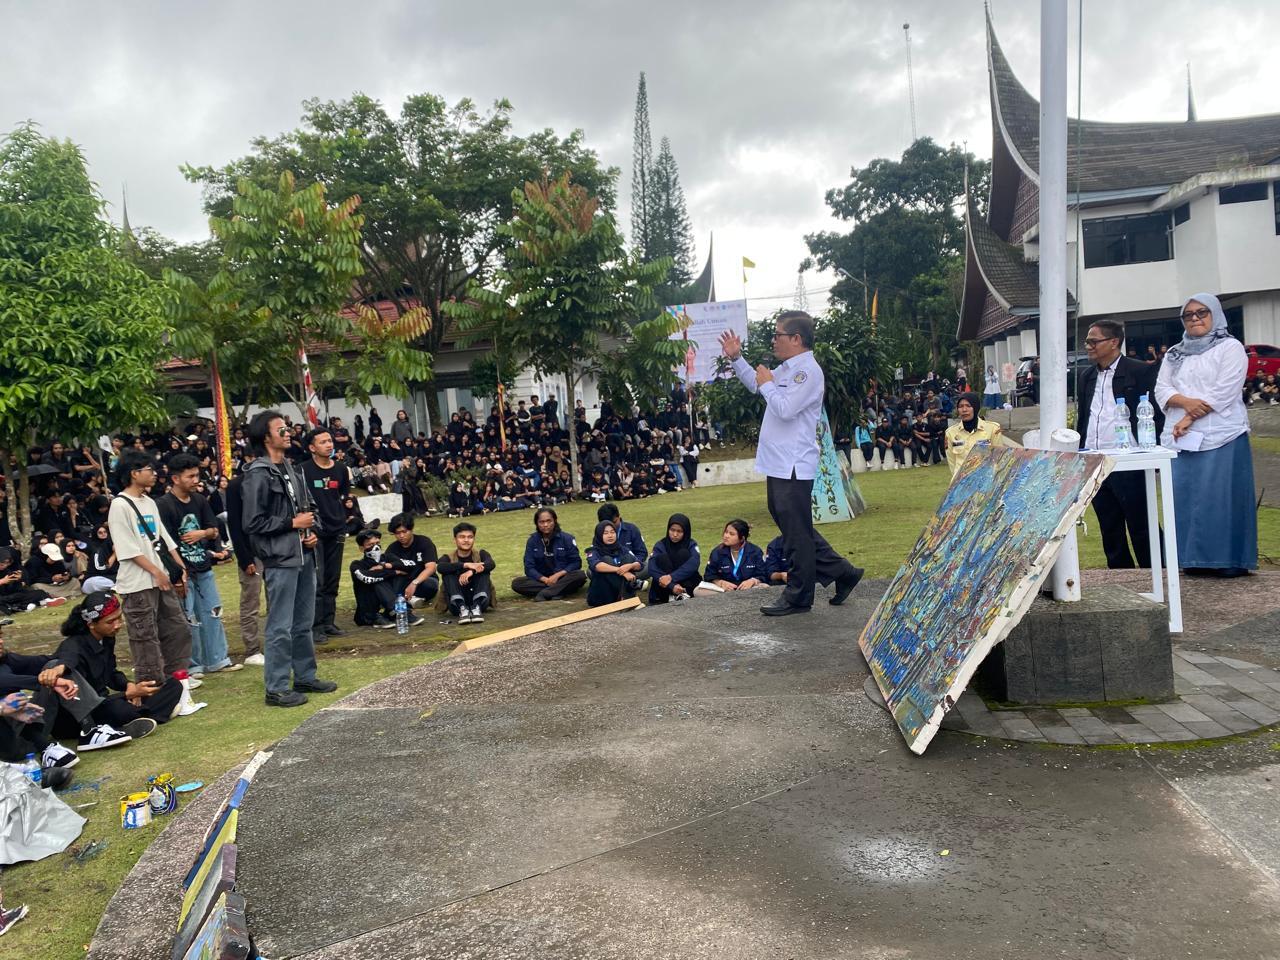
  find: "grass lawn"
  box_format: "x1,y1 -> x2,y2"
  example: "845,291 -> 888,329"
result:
4,458 -> 1279,957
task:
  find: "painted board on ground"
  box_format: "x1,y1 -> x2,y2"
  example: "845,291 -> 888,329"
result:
180,891 -> 250,960
813,409 -> 865,524
173,844 -> 236,959
858,446 -> 1111,754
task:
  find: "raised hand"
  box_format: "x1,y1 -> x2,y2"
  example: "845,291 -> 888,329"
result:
718,330 -> 743,361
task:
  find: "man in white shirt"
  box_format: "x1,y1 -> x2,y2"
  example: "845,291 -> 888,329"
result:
1076,319 -> 1163,568
720,311 -> 863,616
106,450 -> 192,682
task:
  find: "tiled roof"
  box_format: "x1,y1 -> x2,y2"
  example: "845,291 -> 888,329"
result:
988,16 -> 1280,193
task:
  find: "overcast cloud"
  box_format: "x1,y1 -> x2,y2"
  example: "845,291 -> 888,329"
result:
4,0 -> 1277,319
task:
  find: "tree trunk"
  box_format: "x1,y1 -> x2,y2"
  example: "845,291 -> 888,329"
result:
565,368 -> 582,494
1,448 -> 20,549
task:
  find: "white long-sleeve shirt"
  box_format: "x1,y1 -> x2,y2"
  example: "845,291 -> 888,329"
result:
1154,339 -> 1249,451
730,350 -> 824,480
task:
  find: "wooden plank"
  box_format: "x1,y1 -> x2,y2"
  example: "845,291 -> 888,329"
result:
449,596 -> 643,657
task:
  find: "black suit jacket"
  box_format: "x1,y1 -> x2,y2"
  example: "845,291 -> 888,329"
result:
1076,356 -> 1164,450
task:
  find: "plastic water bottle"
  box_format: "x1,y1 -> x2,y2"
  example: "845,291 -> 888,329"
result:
394,595 -> 409,635
21,753 -> 41,787
1114,398 -> 1133,450
1136,393 -> 1157,449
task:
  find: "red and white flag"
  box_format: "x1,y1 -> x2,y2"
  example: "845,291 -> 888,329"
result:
298,348 -> 322,427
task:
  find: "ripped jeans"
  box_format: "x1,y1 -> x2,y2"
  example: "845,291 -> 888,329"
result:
184,566 -> 231,672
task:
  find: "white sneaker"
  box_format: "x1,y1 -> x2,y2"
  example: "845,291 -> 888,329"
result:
470,605 -> 485,623
243,653 -> 265,666
458,609 -> 473,624
187,677 -> 204,689
209,663 -> 244,674
42,742 -> 79,769
78,724 -> 132,751
189,670 -> 205,679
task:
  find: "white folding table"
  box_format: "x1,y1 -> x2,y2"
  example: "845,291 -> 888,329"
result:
1089,446 -> 1183,633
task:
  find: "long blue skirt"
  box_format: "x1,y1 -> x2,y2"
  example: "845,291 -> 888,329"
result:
1171,432 -> 1258,571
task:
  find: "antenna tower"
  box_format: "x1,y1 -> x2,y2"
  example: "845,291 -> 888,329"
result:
792,271 -> 809,311
903,23 -> 918,143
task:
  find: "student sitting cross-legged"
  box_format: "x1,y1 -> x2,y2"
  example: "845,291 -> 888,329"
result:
695,519 -> 768,596
585,521 -> 643,607
647,513 -> 701,604
437,522 -> 496,624
349,529 -> 420,629
511,508 -> 587,602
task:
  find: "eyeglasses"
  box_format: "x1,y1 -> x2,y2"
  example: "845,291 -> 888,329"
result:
1181,308 -> 1211,322
771,331 -> 799,340
1082,336 -> 1119,347
275,427 -> 290,437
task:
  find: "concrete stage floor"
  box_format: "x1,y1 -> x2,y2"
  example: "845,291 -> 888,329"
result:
237,582 -> 1280,960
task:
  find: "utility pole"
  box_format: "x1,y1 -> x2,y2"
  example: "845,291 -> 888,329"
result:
903,23 -> 918,144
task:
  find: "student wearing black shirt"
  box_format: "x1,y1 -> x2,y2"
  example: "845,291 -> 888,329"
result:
302,427 -> 351,640
349,529 -> 413,628
437,522 -> 495,624
892,415 -> 914,467
385,512 -> 439,607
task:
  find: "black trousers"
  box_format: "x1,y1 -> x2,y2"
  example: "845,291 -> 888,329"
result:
587,572 -> 636,607
443,571 -> 493,614
2,670 -> 101,760
766,475 -> 857,608
312,535 -> 345,628
391,574 -> 439,606
1091,471 -> 1161,569
53,678 -> 184,734
511,570 -> 587,600
353,578 -> 397,625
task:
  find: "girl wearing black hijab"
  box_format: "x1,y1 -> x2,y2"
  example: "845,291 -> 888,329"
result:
646,513 -> 701,603
944,391 -> 1012,476
585,520 -> 642,607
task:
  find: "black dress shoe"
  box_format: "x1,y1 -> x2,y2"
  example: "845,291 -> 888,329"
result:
830,567 -> 865,606
322,624 -> 347,636
294,678 -> 338,693
760,602 -> 811,617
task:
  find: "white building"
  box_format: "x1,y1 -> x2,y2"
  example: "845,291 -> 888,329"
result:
960,13 -> 1280,373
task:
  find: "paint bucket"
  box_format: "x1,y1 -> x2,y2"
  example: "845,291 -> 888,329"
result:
120,792 -> 152,829
147,773 -> 178,815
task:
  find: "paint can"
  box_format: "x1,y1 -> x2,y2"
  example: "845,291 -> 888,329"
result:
147,773 -> 178,815
120,792 -> 152,829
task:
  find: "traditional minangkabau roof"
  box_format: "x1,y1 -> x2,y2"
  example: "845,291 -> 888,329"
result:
987,13 -> 1280,194
959,190 -> 1075,341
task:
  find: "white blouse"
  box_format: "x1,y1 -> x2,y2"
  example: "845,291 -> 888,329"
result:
1153,339 -> 1249,451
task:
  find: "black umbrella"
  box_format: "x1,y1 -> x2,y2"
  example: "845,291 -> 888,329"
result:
23,464 -> 59,477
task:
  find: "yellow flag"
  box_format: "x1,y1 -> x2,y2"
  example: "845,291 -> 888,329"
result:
742,255 -> 756,283
871,290 -> 878,319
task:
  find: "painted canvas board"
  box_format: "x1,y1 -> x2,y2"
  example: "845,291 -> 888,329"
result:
813,409 -> 866,524
859,446 -> 1111,754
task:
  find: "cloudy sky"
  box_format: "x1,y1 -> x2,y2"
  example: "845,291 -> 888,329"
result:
4,0 -> 1277,319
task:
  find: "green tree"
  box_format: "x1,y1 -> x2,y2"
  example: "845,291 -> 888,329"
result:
166,171 -> 431,420
446,173 -> 670,489
630,72 -> 655,260
184,93 -> 615,419
596,308 -> 689,414
805,138 -> 988,374
0,124 -> 169,541
648,136 -> 695,299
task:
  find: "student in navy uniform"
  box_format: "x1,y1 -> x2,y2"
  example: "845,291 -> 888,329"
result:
348,529 -> 414,629
384,512 -> 439,608
647,513 -> 701,604
763,535 -> 792,584
720,311 -> 863,616
596,503 -> 647,566
585,520 -> 642,607
511,507 -> 586,601
697,519 -> 767,595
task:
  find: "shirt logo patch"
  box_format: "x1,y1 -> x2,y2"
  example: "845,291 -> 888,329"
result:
792,371 -> 807,383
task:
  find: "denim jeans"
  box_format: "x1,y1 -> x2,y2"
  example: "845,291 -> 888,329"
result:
261,556 -> 319,695
184,567 -> 231,672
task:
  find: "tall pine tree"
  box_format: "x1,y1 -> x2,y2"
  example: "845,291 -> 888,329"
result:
648,136 -> 694,289
630,72 -> 654,259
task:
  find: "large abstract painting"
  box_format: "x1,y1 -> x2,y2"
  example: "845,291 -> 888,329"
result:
859,446 -> 1111,754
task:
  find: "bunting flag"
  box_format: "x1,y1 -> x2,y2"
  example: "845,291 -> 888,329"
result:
210,351 -> 234,478
298,348 -> 322,427
741,255 -> 756,283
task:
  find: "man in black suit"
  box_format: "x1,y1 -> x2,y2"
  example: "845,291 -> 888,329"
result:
1076,319 -> 1164,568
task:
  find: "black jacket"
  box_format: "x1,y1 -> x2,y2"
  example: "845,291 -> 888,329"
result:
225,475 -> 253,571
0,650 -> 62,696
1076,356 -> 1164,450
55,630 -> 129,697
241,457 -> 316,569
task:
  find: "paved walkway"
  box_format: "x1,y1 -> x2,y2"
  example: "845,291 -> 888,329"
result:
229,580 -> 1280,960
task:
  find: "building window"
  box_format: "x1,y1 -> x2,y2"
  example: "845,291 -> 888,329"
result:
1082,212 -> 1172,268
1218,182 -> 1268,204
1172,203 -> 1190,225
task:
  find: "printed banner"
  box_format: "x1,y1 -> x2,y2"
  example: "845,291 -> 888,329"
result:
665,299 -> 748,384
812,409 -> 865,524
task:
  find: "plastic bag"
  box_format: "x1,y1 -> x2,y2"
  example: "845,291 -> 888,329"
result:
0,763 -> 85,865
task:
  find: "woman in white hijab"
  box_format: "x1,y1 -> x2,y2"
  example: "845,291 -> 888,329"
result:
1154,293 -> 1256,577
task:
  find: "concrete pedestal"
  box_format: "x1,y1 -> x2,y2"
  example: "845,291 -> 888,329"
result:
977,585 -> 1174,705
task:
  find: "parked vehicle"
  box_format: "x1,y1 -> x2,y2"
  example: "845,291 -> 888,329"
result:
1014,354 -> 1091,405
1246,344 -> 1280,379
